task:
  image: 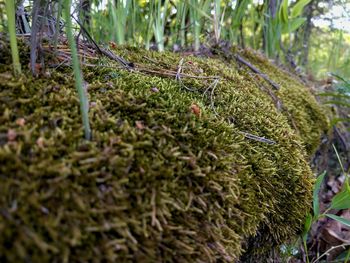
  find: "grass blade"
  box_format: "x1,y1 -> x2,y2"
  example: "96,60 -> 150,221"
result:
326,214 -> 350,228
63,0 -> 91,140
313,171 -> 326,218
5,0 -> 22,76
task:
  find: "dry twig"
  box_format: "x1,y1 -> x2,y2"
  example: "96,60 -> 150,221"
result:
239,131 -> 276,145
235,54 -> 280,90
311,243 -> 350,263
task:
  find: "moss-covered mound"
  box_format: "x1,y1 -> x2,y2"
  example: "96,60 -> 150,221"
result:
0,41 -> 327,262
236,49 -> 329,155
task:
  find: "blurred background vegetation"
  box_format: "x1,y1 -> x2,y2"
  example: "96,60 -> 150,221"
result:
0,0 -> 349,80
5,0 -> 350,80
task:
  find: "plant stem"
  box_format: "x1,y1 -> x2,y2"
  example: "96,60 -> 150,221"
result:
152,0 -> 168,52
54,0 -> 63,51
63,0 -> 91,140
303,238 -> 310,263
5,0 -> 22,76
189,0 -> 200,51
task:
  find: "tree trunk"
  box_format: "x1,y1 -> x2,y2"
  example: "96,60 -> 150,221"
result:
300,3 -> 313,68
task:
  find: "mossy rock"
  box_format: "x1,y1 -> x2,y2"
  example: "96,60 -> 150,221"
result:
0,41 -> 327,262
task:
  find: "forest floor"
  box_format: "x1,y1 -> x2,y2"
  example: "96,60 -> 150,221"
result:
299,97 -> 350,263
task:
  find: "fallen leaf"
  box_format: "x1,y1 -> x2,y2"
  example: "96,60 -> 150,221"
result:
16,118 -> 26,126
36,137 -> 45,148
151,87 -> 159,93
109,41 -> 117,49
135,121 -> 145,130
0,72 -> 13,80
7,129 -> 16,141
43,71 -> 51,78
321,228 -> 349,261
190,103 -> 201,117
109,136 -> 121,146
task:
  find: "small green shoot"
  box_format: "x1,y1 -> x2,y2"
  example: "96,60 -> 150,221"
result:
313,170 -> 326,218
302,212 -> 313,242
302,145 -> 350,262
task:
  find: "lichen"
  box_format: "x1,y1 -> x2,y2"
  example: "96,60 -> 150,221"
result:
0,41 -> 327,262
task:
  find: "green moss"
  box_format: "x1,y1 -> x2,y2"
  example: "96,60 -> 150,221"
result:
0,42 -> 326,262
237,48 -> 329,155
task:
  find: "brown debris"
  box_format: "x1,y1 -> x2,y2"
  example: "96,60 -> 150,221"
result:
190,103 -> 201,117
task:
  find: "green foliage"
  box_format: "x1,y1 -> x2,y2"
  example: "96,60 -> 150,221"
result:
309,30 -> 350,79
3,0 -> 347,79
313,171 -> 326,218
301,170 -> 325,262
302,212 -> 313,241
325,214 -> 350,228
79,0 -> 350,80
4,0 -> 21,76
330,186 -> 350,210
151,0 -> 169,51
291,0 -> 312,18
319,73 -> 350,127
63,0 -> 91,140
109,0 -> 131,45
332,73 -> 350,94
279,0 -> 289,24
187,0 -> 211,51
230,0 -> 251,40
174,1 -> 187,47
212,0 -> 225,43
302,146 -> 350,262
281,17 -> 306,34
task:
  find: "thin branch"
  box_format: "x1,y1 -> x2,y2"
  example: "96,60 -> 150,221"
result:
175,58 -> 184,81
137,66 -> 219,80
235,54 -> 280,90
312,243 -> 350,263
73,16 -> 132,69
239,131 -> 276,145
245,71 -> 299,132
203,78 -> 220,115
174,58 -> 197,91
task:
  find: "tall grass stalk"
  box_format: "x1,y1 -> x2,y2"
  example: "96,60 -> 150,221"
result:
152,0 -> 169,51
175,2 -> 187,47
188,0 -> 200,51
327,30 -> 343,72
5,0 -> 22,76
229,0 -> 250,43
213,0 -> 225,44
264,2 -> 281,58
109,0 -> 131,45
81,0 -> 349,79
145,9 -> 154,50
188,0 -> 210,51
63,0 -> 91,140
128,0 -> 138,45
54,0 -> 63,51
